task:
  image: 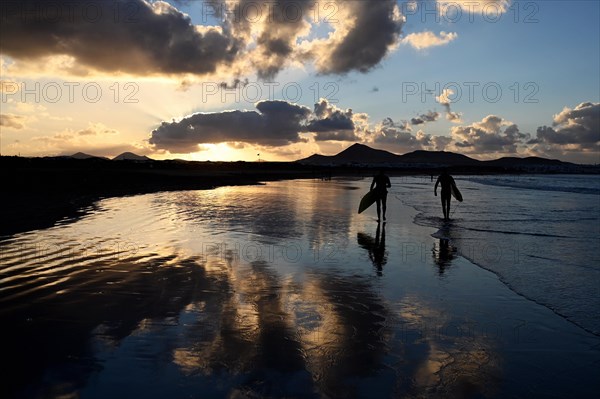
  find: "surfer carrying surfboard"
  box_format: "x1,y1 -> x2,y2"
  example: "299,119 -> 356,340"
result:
370,170 -> 391,222
434,169 -> 462,221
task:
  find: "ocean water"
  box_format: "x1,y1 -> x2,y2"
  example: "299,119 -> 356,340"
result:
1,177 -> 599,398
397,174 -> 600,335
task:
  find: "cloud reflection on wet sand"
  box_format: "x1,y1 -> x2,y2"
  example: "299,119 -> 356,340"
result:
3,179 -> 597,398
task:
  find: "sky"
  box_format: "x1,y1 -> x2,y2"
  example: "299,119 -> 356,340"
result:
0,0 -> 598,163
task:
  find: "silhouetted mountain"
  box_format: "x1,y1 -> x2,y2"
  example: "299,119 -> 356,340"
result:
483,156 -> 573,167
297,143 -> 400,165
397,150 -> 481,166
69,152 -> 108,160
113,152 -> 152,161
297,144 -> 478,166
336,143 -> 401,163
297,143 -> 578,170
299,154 -> 331,164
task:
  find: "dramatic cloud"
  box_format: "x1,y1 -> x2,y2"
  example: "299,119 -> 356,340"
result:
1,0 -> 405,78
528,102 -> 600,161
402,31 -> 457,50
436,89 -> 462,123
150,98 -> 365,152
309,100 -> 597,161
449,115 -> 530,156
308,99 -> 357,141
372,117 -> 435,153
305,0 -> 404,74
0,113 -> 26,129
0,1 -> 242,76
230,0 -> 316,79
535,102 -> 600,147
150,100 -> 311,152
411,111 -> 440,125
158,101 -> 450,156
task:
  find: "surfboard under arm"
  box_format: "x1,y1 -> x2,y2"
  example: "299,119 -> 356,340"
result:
358,190 -> 378,213
451,183 -> 463,202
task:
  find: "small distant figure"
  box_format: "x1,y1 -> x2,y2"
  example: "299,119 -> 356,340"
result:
434,168 -> 457,221
370,169 -> 391,222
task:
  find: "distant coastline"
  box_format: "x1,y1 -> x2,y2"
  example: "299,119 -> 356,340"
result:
1,152 -> 598,237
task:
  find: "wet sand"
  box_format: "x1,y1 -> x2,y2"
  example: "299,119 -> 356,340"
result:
1,179 -> 599,398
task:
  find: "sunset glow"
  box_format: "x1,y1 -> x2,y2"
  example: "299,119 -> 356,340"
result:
1,1 -> 598,163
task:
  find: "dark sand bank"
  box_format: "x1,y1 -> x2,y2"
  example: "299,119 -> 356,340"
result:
0,157 -> 328,236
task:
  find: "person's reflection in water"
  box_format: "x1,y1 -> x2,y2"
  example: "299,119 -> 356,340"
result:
357,222 -> 387,276
432,238 -> 457,275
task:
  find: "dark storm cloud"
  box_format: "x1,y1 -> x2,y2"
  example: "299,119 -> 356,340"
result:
0,0 -> 241,75
149,100 -> 311,152
411,111 -> 440,125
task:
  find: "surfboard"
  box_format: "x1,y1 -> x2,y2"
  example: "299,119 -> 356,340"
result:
358,190 -> 378,214
451,183 -> 463,202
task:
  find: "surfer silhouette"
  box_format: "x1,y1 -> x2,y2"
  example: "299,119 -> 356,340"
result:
434,169 -> 459,221
370,170 -> 391,222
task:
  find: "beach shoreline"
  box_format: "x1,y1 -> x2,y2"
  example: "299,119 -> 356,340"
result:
4,155 -> 598,238
398,174 -> 600,337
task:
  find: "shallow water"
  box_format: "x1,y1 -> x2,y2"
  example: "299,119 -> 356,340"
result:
1,178 -> 599,398
399,174 -> 600,335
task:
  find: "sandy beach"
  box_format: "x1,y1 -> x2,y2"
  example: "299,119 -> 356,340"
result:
1,177 -> 599,398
